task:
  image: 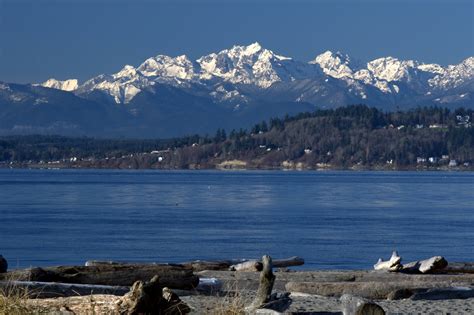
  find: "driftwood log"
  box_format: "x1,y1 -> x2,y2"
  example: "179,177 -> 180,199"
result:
86,256 -> 304,272
373,251 -> 402,271
285,281 -> 474,300
438,262 -> 474,274
410,286 -> 474,300
0,280 -> 129,298
230,256 -> 304,271
0,264 -> 199,289
401,256 -> 448,274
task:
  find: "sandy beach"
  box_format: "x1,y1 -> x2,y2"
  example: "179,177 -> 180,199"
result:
5,268 -> 473,314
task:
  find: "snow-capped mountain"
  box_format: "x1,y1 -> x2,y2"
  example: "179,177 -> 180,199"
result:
39,42 -> 472,108
0,42 -> 471,138
38,78 -> 79,91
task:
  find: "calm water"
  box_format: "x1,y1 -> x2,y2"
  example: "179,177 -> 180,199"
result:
0,169 -> 473,270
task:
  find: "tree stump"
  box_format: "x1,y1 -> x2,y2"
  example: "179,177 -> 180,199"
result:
246,255 -> 276,312
116,275 -> 190,315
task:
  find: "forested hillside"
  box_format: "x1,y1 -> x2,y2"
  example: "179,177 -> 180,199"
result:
1,105 -> 473,170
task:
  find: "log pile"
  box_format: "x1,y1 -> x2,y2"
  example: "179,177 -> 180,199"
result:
0,264 -> 199,290
86,256 -> 305,272
373,251 -> 448,274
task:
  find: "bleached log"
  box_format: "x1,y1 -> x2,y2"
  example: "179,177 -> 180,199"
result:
374,251 -> 402,271
0,280 -> 129,298
419,256 -> 448,273
230,256 -> 305,271
230,260 -> 263,272
401,256 -> 448,274
0,264 -> 199,289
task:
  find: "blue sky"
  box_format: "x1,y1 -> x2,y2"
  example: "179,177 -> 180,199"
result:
1,0 -> 472,84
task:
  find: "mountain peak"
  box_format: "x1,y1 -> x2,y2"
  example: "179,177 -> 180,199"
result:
310,50 -> 354,79
113,65 -> 137,79
241,42 -> 262,55
40,78 -> 79,91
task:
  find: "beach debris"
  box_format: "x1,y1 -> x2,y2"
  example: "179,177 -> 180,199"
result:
230,256 -> 304,272
401,256 -> 448,274
374,251 -> 402,271
410,286 -> 474,300
374,252 -> 449,274
85,256 -> 304,272
246,255 -> 292,313
340,294 -> 385,315
285,279 -> 474,300
0,255 -> 7,273
231,260 -> 263,272
0,280 -> 129,298
418,256 -> 448,273
116,275 -> 190,315
246,255 -> 275,311
196,277 -> 223,293
0,264 -> 199,289
438,261 -> 474,274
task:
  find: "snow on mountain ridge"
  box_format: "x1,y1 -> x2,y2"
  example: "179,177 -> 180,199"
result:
137,54 -> 195,80
39,78 -> 79,91
196,42 -> 300,87
428,57 -> 474,90
36,43 -> 473,104
310,50 -> 355,79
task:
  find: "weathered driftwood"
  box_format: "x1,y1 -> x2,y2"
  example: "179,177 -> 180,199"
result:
0,264 -> 199,289
182,260 -> 233,272
230,256 -> 304,272
438,262 -> 474,274
401,256 -> 448,274
410,286 -> 474,300
86,256 -> 304,272
0,255 -> 7,273
373,251 -> 402,271
116,275 -> 190,315
340,294 -> 385,315
272,256 -> 305,268
230,260 -> 263,272
196,277 -> 223,293
285,280 -> 471,300
0,280 -> 129,298
246,255 -> 276,312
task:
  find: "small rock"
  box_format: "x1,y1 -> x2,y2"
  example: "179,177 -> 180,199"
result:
0,255 -> 7,273
340,294 -> 385,315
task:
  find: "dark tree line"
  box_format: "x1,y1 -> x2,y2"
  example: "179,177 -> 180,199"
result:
1,105 -> 473,169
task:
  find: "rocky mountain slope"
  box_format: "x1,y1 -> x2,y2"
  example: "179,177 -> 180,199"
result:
1,43 -> 472,138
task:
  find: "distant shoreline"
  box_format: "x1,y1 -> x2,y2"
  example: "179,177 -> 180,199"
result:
1,163 -> 473,172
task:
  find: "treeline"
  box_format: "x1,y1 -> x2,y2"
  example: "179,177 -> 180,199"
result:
1,105 -> 473,169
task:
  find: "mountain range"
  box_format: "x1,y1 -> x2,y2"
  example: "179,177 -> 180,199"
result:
1,42 -> 472,138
